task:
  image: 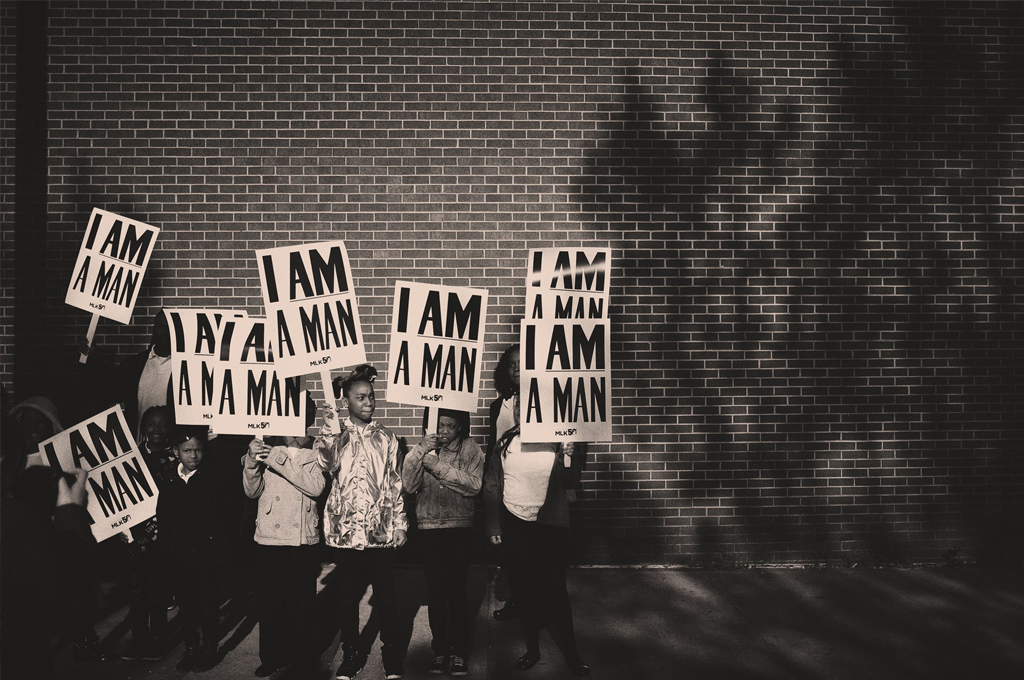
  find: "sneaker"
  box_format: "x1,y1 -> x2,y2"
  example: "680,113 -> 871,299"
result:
448,655 -> 469,676
335,646 -> 366,680
430,655 -> 450,675
428,655 -> 448,674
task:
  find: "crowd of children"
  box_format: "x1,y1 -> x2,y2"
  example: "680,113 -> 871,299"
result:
2,345 -> 590,679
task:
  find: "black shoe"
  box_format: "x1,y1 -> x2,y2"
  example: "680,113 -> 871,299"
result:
177,645 -> 199,672
140,637 -> 168,662
516,652 -> 540,670
382,646 -> 404,679
566,658 -> 591,676
493,603 -> 519,621
119,638 -> 149,661
193,644 -> 220,672
255,661 -> 284,677
335,646 -> 366,680
448,655 -> 469,676
428,655 -> 448,674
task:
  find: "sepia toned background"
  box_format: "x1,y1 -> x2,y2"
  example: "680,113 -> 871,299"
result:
2,1 -> 1022,565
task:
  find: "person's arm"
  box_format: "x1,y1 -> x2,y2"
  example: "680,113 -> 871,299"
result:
388,434 -> 408,544
265,445 -> 326,497
314,433 -> 340,473
483,445 -> 504,543
556,442 -> 585,489
425,439 -> 484,497
241,438 -> 267,499
401,440 -> 430,493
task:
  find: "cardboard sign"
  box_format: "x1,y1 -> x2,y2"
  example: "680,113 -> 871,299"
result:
168,312 -> 307,436
386,281 -> 489,414
66,208 -> 160,325
166,309 -> 247,425
38,405 -> 158,542
255,240 -> 366,378
519,318 -> 612,443
526,248 -> 610,321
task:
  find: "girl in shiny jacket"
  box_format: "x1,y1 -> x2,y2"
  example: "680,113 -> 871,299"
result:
314,364 -> 407,680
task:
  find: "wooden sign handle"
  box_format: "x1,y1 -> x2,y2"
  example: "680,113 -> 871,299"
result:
321,370 -> 338,434
79,314 -> 100,364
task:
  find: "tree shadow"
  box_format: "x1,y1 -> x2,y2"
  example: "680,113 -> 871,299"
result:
570,4 -> 1024,566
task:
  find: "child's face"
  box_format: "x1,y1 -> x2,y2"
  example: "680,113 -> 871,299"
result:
507,349 -> 520,390
436,415 -> 461,447
342,381 -> 375,425
143,412 -> 171,450
174,437 -> 203,472
18,410 -> 54,453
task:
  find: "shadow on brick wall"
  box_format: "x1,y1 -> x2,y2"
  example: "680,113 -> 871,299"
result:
571,30 -> 1023,565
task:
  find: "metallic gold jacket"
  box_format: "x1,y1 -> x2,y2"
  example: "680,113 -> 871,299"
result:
314,419 -> 408,549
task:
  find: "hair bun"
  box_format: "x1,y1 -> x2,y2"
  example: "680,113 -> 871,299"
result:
349,364 -> 377,383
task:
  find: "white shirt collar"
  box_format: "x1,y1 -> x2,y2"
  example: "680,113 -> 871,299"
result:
177,463 -> 198,483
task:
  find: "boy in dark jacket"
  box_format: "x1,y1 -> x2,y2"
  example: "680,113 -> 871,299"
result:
157,424 -> 232,672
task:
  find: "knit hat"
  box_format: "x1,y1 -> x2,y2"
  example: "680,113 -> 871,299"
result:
9,396 -> 64,434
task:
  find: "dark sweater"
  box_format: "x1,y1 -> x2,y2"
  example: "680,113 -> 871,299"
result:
156,465 -> 232,572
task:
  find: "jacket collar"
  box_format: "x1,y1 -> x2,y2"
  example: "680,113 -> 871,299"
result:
343,418 -> 381,436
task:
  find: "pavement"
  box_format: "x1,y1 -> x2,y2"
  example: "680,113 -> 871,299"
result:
52,564 -> 1024,680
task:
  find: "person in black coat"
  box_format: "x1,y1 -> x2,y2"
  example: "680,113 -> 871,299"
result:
157,424 -> 232,672
487,344 -> 522,622
1,465 -> 96,680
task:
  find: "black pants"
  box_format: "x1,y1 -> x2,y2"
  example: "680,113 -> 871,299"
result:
175,565 -> 224,650
257,544 -> 320,666
128,546 -> 168,641
501,508 -> 580,662
333,547 -> 399,652
422,528 -> 472,658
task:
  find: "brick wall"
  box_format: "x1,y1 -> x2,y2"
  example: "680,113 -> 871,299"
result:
1,5 -> 16,404
3,1 -> 1022,565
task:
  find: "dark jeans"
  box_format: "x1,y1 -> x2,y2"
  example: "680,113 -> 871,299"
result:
175,565 -> 224,649
257,544 -> 320,666
422,528 -> 472,658
332,547 -> 399,652
501,508 -> 580,662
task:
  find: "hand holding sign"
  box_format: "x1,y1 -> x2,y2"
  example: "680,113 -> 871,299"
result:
56,468 -> 89,508
247,438 -> 271,464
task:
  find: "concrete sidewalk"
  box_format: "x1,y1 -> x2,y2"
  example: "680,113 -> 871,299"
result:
54,565 -> 1024,680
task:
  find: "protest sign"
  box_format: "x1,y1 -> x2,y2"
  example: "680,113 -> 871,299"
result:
166,309 -> 247,425
66,208 -> 160,326
38,405 -> 158,542
255,240 -> 366,378
387,281 -> 489,415
526,248 -> 610,321
168,312 -> 306,436
519,318 -> 612,443
211,316 -> 308,436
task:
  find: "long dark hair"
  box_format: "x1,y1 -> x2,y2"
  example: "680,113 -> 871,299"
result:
493,344 -> 520,399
